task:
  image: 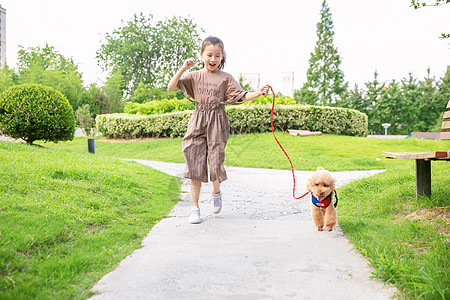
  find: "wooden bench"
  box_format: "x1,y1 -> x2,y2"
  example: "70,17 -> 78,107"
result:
382,100 -> 450,198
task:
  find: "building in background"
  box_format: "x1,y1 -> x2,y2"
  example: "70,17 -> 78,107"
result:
0,4 -> 5,69
281,72 -> 294,98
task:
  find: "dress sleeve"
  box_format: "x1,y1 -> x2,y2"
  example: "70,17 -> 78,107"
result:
177,72 -> 196,103
223,75 -> 247,105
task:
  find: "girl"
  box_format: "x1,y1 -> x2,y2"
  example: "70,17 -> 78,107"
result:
168,36 -> 269,224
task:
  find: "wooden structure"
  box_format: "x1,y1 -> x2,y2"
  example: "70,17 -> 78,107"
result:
382,100 -> 450,198
285,130 -> 322,136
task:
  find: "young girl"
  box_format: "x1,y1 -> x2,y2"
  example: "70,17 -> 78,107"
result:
168,36 -> 269,224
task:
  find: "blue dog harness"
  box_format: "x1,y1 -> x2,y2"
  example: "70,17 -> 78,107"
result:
311,191 -> 338,209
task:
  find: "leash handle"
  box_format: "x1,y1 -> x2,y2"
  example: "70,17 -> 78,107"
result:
269,86 -> 309,199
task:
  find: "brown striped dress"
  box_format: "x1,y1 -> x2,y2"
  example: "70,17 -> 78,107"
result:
177,69 -> 246,183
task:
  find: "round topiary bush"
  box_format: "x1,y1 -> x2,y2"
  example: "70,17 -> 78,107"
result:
0,84 -> 76,145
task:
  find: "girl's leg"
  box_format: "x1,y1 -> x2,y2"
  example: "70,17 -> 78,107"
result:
211,180 -> 222,214
191,179 -> 202,207
212,180 -> 220,195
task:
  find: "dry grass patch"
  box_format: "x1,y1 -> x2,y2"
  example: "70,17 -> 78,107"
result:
405,207 -> 450,237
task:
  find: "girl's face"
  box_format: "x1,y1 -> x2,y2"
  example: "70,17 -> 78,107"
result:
200,43 -> 223,73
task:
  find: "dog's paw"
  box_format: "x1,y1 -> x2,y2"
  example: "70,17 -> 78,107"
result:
317,227 -> 324,231
326,226 -> 333,231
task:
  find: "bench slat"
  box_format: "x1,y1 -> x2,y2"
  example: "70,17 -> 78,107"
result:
382,151 -> 449,160
444,111 -> 450,120
441,121 -> 450,130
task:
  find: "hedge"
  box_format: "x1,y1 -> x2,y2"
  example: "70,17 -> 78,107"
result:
96,104 -> 368,139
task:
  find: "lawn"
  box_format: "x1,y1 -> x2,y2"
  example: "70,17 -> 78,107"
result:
0,141 -> 181,299
3,133 -> 450,299
39,132 -> 450,171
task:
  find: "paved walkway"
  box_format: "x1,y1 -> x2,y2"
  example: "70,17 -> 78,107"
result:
89,161 -> 396,300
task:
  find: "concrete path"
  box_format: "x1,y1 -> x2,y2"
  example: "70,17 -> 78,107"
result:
89,161 -> 396,300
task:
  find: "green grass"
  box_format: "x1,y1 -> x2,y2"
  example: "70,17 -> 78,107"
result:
5,133 -> 450,299
39,133 -> 450,171
339,167 -> 449,300
0,141 -> 181,299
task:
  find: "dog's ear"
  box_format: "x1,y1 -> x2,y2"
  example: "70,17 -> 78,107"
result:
317,166 -> 324,171
330,176 -> 337,189
306,178 -> 312,192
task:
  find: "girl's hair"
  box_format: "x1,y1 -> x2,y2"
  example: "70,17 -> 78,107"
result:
201,36 -> 226,70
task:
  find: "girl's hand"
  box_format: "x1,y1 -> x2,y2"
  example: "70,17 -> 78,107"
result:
260,85 -> 270,96
183,58 -> 196,70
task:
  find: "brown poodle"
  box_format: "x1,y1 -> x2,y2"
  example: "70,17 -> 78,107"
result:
306,167 -> 337,231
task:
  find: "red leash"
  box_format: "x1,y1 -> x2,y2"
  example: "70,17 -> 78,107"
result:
268,86 -> 309,199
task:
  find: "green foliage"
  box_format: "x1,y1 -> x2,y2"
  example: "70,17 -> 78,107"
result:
128,82 -> 182,103
103,69 -> 126,113
124,98 -> 195,115
411,0 -> 450,9
17,44 -> 85,111
0,141 -> 180,299
97,13 -> 203,95
241,95 -> 296,106
226,105 -> 367,136
0,84 -> 76,145
436,66 -> 450,116
0,65 -> 18,93
97,105 -> 367,139
75,104 -> 95,136
124,95 -> 294,116
78,71 -> 125,119
410,1 -> 450,39
300,0 -> 348,105
238,75 -> 255,92
341,69 -> 448,134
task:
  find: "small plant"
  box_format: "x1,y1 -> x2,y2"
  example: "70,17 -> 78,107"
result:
0,84 -> 76,145
75,104 -> 95,136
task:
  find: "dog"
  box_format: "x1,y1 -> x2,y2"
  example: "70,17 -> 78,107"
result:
306,167 -> 337,231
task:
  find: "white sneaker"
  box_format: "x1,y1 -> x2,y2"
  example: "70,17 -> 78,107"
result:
188,206 -> 201,224
211,191 -> 222,214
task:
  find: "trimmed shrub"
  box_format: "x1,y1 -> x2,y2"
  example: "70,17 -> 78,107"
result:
124,98 -> 195,115
96,104 -> 368,139
123,95 -> 295,116
0,84 -> 76,144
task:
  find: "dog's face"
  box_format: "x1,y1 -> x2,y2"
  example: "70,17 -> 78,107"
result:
307,167 -> 336,201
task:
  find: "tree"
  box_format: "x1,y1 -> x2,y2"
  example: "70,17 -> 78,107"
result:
435,66 -> 450,120
75,104 -> 95,136
414,69 -> 441,131
0,66 -> 17,93
16,44 -> 85,111
300,0 -> 347,106
411,0 -> 450,39
411,0 -> 450,9
103,69 -> 126,113
238,75 -> 255,93
340,69 -> 446,134
128,82 -> 181,103
97,13 -> 203,95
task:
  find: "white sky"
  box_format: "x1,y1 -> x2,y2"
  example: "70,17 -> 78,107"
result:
1,0 -> 449,95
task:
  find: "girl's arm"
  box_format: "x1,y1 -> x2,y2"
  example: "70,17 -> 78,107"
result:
240,85 -> 270,102
168,58 -> 196,91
